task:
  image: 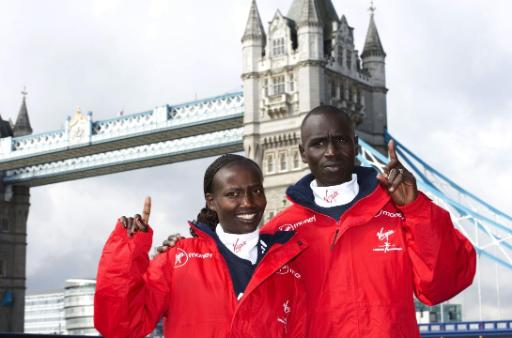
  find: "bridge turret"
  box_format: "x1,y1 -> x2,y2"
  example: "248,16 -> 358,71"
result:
360,4 -> 387,150
242,0 -> 266,163
361,6 -> 386,87
242,0 -> 265,74
13,89 -> 33,137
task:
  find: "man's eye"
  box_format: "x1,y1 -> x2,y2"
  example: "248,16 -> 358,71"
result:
253,188 -> 263,195
225,192 -> 239,198
336,137 -> 347,144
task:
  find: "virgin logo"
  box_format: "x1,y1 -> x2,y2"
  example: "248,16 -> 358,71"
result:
232,238 -> 247,253
278,215 -> 316,231
175,248 -> 189,268
277,265 -> 302,279
323,190 -> 339,203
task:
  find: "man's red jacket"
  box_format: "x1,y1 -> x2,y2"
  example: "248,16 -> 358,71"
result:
94,222 -> 307,338
262,168 -> 476,338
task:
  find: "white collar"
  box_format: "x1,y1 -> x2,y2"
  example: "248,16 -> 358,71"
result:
310,173 -> 359,208
216,225 -> 259,265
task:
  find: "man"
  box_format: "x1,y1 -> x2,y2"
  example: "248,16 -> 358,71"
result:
261,105 -> 476,337
160,105 -> 476,337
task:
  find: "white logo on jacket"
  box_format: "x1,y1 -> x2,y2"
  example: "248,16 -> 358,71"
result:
175,248 -> 213,268
277,265 -> 302,279
278,215 -> 316,231
374,209 -> 404,219
277,299 -> 291,332
372,227 -> 403,253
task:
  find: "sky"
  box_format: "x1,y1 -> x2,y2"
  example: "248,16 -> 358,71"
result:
0,0 -> 511,321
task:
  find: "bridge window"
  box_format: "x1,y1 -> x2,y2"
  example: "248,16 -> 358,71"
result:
0,218 -> 8,232
0,259 -> 5,277
330,81 -> 337,99
266,153 -> 275,173
346,51 -> 352,70
288,73 -> 295,92
272,76 -> 285,95
292,150 -> 300,169
272,37 -> 286,57
279,151 -> 287,171
337,47 -> 344,66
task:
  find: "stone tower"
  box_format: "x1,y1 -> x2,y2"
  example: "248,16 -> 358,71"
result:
0,91 -> 32,332
241,0 -> 387,219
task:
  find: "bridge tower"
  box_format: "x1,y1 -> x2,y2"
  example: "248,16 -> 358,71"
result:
241,0 -> 388,219
0,91 -> 32,332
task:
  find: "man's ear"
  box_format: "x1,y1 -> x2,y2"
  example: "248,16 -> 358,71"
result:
205,193 -> 216,212
299,144 -> 307,163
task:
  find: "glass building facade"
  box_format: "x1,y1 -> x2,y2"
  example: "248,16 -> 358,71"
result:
25,279 -> 98,335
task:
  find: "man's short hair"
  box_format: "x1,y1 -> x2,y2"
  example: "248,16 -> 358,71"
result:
300,105 -> 354,132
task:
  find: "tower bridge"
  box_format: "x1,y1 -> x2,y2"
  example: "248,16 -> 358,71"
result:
1,0 -> 511,334
0,92 -> 244,186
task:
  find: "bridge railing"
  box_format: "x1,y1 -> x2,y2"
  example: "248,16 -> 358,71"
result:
0,91 -> 243,161
419,320 -> 512,336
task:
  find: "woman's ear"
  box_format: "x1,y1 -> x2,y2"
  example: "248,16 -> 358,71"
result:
205,193 -> 216,212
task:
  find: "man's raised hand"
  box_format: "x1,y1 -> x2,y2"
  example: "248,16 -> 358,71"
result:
120,196 -> 151,237
376,140 -> 418,206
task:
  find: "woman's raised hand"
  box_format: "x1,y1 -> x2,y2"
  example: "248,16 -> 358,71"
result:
120,196 -> 151,237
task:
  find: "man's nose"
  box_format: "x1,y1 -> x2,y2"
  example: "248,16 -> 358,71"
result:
325,141 -> 336,157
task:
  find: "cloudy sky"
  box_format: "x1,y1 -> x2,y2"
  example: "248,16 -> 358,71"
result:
1,0 -> 511,321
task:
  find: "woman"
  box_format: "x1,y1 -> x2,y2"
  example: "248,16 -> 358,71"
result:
94,154 -> 307,338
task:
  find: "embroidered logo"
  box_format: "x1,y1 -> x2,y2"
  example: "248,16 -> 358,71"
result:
174,248 -> 213,268
372,227 -> 403,253
323,190 -> 339,203
175,248 -> 189,268
278,215 -> 316,231
276,264 -> 302,279
232,238 -> 247,253
277,299 -> 291,332
259,240 -> 268,255
374,209 -> 404,219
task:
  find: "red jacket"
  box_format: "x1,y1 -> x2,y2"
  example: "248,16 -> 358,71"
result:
262,169 -> 476,338
94,222 -> 307,338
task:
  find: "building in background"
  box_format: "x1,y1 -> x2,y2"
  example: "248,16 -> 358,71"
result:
24,292 -> 65,334
63,279 -> 96,336
25,279 -> 97,336
241,0 -> 387,218
415,299 -> 462,324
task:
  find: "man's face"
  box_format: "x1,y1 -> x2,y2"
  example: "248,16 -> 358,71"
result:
299,112 -> 357,187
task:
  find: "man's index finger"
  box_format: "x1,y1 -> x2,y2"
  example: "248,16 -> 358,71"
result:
388,139 -> 398,161
142,196 -> 151,224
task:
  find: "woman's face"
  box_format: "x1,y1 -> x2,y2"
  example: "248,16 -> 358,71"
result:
206,162 -> 266,234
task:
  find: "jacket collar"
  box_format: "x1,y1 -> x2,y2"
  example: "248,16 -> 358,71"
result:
286,166 -> 383,222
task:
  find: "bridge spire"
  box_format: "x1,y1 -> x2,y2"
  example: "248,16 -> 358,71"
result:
241,0 -> 266,43
13,87 -> 33,137
362,1 -> 385,59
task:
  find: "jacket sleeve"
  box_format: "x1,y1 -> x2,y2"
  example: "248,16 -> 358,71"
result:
398,193 -> 476,306
94,221 -> 175,338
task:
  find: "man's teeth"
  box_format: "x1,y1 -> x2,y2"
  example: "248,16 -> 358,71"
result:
237,213 -> 257,220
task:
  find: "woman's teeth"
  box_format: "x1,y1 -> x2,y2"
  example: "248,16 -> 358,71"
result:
236,213 -> 257,221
